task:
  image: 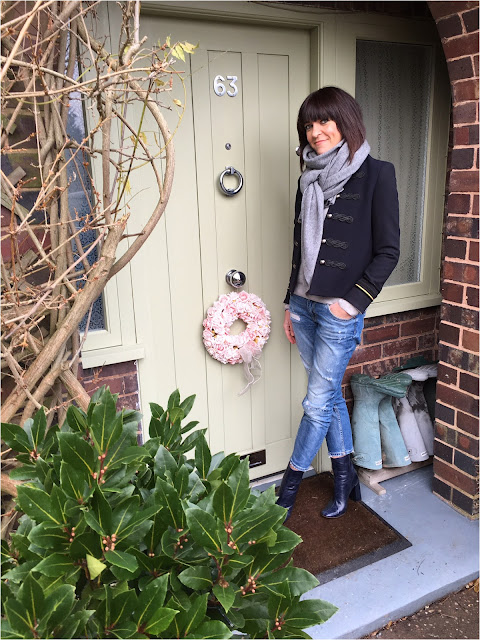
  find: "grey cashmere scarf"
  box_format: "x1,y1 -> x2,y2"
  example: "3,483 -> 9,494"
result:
299,138 -> 370,288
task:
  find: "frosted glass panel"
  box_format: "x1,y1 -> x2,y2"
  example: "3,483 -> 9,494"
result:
356,40 -> 433,286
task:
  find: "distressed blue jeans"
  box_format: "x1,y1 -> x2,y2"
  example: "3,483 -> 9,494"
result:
289,294 -> 365,472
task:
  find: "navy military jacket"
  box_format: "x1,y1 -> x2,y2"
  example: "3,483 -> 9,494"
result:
284,155 -> 400,314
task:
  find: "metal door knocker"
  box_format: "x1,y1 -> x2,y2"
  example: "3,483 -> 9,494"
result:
219,166 -> 243,197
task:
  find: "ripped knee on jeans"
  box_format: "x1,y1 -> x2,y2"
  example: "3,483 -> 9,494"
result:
302,397 -> 332,419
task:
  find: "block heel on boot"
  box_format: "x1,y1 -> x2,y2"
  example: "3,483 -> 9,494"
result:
321,455 -> 361,519
349,481 -> 361,502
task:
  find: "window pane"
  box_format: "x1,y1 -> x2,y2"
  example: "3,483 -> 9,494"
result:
355,40 -> 433,286
66,67 -> 105,331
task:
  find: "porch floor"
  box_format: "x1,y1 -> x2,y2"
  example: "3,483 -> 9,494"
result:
303,465 -> 479,639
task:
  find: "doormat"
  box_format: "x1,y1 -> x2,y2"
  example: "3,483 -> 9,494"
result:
286,473 -> 411,585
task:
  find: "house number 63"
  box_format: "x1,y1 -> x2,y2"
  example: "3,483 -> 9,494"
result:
213,75 -> 238,97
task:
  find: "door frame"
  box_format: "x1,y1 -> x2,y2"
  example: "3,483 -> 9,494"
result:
130,11 -> 314,477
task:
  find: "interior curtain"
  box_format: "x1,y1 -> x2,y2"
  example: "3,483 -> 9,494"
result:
356,40 -> 433,286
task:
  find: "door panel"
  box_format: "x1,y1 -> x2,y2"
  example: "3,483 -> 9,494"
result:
257,53 -> 292,447
207,50 -> 252,455
134,15 -> 310,478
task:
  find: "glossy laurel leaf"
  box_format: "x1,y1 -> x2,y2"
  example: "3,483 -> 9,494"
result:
194,434 -> 211,480
1,422 -> 32,454
185,507 -> 224,552
178,565 -> 213,590
35,554 -> 75,577
15,486 -> 63,526
57,432 -> 96,476
134,575 -> 169,626
86,554 -> 107,580
212,582 -> 235,613
105,549 -> 138,572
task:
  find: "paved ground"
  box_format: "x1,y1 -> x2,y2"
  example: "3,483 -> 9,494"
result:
305,467 -> 478,640
364,580 -> 479,639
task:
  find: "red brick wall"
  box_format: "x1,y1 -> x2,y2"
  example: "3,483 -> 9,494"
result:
79,361 -> 140,412
428,0 -> 479,518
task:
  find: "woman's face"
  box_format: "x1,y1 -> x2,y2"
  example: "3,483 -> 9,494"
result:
305,119 -> 342,155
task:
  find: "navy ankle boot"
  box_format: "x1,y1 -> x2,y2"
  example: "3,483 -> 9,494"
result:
321,455 -> 361,519
276,464 -> 303,521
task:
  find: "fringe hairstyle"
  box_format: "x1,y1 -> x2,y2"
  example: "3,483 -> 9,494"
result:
297,86 -> 366,167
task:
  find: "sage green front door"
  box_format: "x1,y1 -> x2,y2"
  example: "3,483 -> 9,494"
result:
130,15 -> 311,478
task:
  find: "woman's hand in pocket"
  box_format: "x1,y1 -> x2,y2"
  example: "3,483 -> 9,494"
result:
329,302 -> 353,320
283,310 -> 296,344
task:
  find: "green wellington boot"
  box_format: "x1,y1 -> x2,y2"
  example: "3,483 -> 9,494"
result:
351,373 -> 413,470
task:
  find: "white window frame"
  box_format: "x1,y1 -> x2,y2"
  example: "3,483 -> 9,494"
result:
80,263 -> 144,368
330,20 -> 450,318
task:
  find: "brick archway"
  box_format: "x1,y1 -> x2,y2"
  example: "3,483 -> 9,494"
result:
428,1 -> 479,518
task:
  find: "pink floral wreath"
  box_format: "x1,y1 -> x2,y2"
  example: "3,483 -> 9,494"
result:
202,291 -> 271,367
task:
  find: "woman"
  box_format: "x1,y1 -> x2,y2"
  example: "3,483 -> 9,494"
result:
277,86 -> 400,520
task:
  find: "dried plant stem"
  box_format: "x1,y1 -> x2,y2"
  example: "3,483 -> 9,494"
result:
0,0 -> 47,82
1,1 -> 189,506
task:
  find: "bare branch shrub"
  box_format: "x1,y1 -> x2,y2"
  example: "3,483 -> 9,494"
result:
1,0 -> 195,521
1,0 -> 195,418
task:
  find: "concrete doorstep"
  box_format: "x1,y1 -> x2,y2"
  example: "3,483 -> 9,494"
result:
304,466 -> 479,639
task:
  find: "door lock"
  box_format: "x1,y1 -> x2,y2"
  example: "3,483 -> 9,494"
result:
225,269 -> 246,288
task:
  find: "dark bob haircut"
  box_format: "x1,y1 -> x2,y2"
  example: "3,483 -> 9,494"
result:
297,86 -> 366,166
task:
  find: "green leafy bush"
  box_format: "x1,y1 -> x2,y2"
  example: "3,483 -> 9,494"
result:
1,388 -> 337,638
